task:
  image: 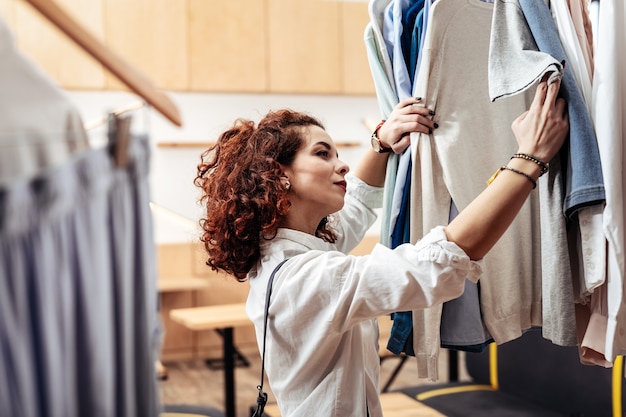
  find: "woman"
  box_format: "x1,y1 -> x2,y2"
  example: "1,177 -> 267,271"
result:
194,76 -> 568,417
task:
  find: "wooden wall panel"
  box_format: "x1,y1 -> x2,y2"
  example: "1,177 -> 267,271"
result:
104,0 -> 188,91
158,242 -> 196,359
4,1 -> 378,95
160,291 -> 196,360
268,0 -> 341,94
11,0 -> 106,89
340,2 -> 375,95
189,0 -> 267,92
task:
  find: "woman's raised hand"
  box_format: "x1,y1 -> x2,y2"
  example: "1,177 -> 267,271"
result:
377,97 -> 437,154
511,73 -> 569,164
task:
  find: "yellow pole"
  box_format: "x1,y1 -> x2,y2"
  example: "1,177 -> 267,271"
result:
489,342 -> 499,390
613,355 -> 623,417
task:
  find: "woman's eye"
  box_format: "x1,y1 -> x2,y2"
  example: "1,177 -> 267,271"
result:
317,150 -> 329,157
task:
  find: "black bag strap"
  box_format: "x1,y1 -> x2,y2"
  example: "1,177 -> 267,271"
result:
251,259 -> 289,417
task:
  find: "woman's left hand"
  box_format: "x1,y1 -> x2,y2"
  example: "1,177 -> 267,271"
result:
377,97 -> 437,154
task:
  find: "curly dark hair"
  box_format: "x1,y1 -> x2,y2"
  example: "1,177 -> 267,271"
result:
194,109 -> 338,281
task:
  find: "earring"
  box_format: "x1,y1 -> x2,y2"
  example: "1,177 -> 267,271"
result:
284,181 -> 291,190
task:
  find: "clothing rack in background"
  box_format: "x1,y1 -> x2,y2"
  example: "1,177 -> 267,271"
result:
23,0 -> 182,127
83,100 -> 146,132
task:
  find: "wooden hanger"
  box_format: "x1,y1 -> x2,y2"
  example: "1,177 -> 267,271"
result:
24,0 -> 183,127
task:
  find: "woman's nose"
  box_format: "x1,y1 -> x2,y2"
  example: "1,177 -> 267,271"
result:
337,159 -> 349,174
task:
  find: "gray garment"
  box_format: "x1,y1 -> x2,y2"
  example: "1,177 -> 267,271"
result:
487,0 -> 562,101
440,202 -> 493,349
0,135 -> 160,417
488,0 -> 587,347
539,157 -> 577,346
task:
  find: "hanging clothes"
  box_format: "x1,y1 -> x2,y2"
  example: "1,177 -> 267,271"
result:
408,0 -> 543,380
588,0 -> 626,364
492,0 -> 605,352
0,135 -> 161,417
566,0 -> 595,85
549,0 -> 607,361
0,16 -> 89,185
517,0 -> 605,217
551,3 -> 604,304
366,0 -> 412,355
367,0 -> 399,249
368,0 -> 494,360
488,0 -> 579,348
384,0 -> 414,247
382,0 -> 420,357
0,16 -> 161,417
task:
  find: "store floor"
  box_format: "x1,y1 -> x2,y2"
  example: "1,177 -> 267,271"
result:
159,346 -> 468,417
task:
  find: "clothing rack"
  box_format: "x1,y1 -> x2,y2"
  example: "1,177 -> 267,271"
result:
23,0 -> 182,127
83,100 -> 146,132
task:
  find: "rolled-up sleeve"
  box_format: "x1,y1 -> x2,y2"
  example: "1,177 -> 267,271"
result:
279,226 -> 483,333
340,225 -> 482,320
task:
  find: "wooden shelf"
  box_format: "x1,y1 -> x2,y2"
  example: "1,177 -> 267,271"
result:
170,303 -> 250,331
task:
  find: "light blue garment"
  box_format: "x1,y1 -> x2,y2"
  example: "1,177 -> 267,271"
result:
387,0 -> 423,356
364,23 -> 399,125
390,0 -> 428,248
378,0 -> 416,249
368,0 -> 396,97
390,0 -> 416,100
387,0 -> 417,247
415,0 -> 435,75
364,22 -> 399,248
386,1 -> 418,357
518,0 -> 605,218
382,1 -> 396,70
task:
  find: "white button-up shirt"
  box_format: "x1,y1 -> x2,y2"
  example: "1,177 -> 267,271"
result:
246,174 -> 481,417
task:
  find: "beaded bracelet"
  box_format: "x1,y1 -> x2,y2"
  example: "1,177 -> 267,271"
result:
487,166 -> 537,189
511,153 -> 549,176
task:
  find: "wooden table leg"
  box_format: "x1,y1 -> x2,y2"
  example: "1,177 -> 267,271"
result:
223,327 -> 235,417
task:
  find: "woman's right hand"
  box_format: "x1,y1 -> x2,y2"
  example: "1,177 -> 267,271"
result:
511,73 -> 569,164
377,97 -> 437,154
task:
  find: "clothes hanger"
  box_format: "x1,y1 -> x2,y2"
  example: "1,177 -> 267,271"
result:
23,0 -> 183,127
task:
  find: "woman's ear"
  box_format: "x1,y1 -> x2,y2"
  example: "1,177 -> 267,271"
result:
280,175 -> 291,190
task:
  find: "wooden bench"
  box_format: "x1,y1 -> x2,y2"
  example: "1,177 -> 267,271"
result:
262,392 -> 446,416
169,303 -> 252,417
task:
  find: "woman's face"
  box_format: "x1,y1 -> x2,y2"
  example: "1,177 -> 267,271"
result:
281,125 -> 350,232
